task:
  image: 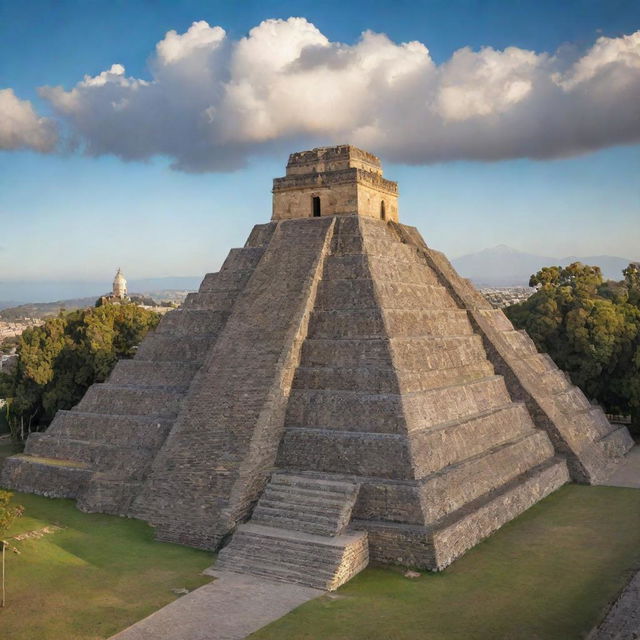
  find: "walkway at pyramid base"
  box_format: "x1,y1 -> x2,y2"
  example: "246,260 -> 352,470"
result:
2,215 -> 633,586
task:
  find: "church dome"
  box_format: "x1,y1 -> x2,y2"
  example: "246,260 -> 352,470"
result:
112,268 -> 127,298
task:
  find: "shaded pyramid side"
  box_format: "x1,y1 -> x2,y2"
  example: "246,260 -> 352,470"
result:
390,223 -> 634,485
0,222 -> 277,513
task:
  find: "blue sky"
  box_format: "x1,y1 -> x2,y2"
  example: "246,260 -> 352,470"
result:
0,0 -> 639,288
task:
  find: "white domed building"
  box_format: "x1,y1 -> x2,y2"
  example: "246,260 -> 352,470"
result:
112,268 -> 128,299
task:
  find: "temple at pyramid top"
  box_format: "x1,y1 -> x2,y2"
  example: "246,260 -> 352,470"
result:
272,144 -> 399,222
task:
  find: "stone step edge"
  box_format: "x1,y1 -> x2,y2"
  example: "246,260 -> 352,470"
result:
84,383 -> 188,393
54,409 -> 173,423
416,430 -> 546,483
219,541 -> 348,566
284,403 -> 527,439
248,516 -> 344,537
429,457 -> 567,533
273,469 -> 417,487
229,530 -> 360,555
262,485 -> 355,503
235,523 -> 365,548
294,367 -> 498,388
28,435 -> 156,453
252,506 -> 345,525
408,402 -> 528,437
302,334 -> 482,344
286,377 -> 500,400
70,408 -> 178,419
271,473 -> 360,491
253,504 -> 347,522
260,487 -> 354,505
213,561 -> 345,590
215,557 -> 343,582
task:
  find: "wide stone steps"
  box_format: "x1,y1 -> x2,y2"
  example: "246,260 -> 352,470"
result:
24,433 -> 153,471
396,362 -> 497,393
418,430 -> 555,522
108,359 -> 200,388
286,389 -> 405,433
0,454 -> 92,499
216,523 -> 368,591
251,474 -> 360,536
44,410 -> 172,448
323,253 -> 440,286
427,457 -> 569,569
154,308 -> 230,337
401,375 -> 512,428
292,360 -> 495,394
182,290 -> 240,312
308,308 -> 472,340
300,335 -> 487,371
278,429 -> 411,479
134,334 -> 215,362
409,402 -> 536,475
74,383 -> 185,418
316,279 -> 458,312
289,372 -> 509,427
217,246 -> 266,274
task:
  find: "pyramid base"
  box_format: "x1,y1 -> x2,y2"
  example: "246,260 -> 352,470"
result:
355,457 -> 569,570
2,454 -> 92,499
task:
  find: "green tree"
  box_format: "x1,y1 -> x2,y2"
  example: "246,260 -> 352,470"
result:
0,303 -> 160,438
506,262 -> 640,435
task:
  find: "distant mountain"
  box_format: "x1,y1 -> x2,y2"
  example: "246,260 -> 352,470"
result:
452,245 -> 636,286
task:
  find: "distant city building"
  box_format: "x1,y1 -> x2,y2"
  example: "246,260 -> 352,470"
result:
480,287 -> 535,309
113,268 -> 128,299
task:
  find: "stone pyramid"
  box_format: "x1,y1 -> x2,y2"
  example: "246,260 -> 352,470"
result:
3,145 -> 633,590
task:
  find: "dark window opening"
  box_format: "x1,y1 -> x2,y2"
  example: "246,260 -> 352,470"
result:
381,201 -> 386,220
312,196 -> 321,217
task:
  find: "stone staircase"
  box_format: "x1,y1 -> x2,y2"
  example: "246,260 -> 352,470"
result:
216,474 -> 368,590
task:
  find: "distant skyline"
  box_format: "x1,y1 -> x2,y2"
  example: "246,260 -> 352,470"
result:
1,0 -> 639,282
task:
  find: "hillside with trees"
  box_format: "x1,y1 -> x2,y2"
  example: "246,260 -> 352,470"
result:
506,262 -> 640,435
0,304 -> 160,440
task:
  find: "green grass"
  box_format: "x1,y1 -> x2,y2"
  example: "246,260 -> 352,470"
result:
0,492 -> 214,640
0,451 -> 638,640
251,485 -> 640,640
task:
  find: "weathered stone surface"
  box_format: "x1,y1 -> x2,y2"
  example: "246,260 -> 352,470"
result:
3,145 -> 632,590
216,523 -> 368,591
132,217 -> 336,549
1,231 -> 275,513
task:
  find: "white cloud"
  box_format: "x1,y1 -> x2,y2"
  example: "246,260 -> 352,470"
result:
0,88 -> 57,151
28,19 -> 640,170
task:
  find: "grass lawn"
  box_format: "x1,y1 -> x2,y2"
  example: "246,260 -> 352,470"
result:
251,485 -> 640,640
0,452 -> 638,640
0,491 -> 214,640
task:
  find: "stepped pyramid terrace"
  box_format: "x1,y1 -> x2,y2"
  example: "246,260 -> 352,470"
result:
2,145 -> 634,590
